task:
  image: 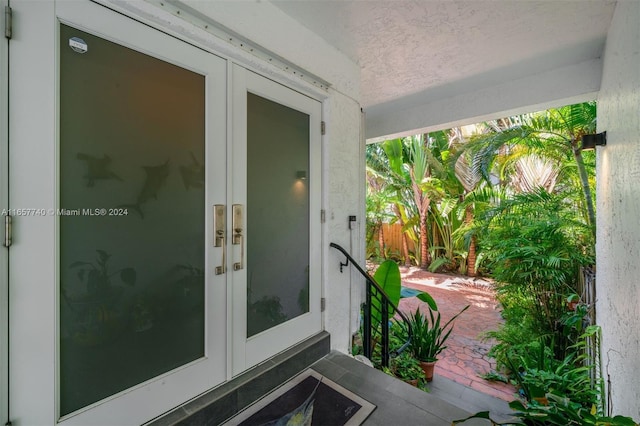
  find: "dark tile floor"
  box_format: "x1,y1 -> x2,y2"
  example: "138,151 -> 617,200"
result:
310,351 -> 515,426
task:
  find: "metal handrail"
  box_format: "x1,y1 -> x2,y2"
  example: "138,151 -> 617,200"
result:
330,242 -> 412,367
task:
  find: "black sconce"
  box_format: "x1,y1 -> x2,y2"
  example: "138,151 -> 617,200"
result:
581,131 -> 607,150
296,170 -> 307,180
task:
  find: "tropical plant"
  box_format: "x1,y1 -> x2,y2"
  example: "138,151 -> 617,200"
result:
453,402 -> 639,426
477,189 -> 593,360
401,304 -> 469,362
365,168 -> 396,260
462,101 -> 597,235
454,329 -> 639,426
370,260 -> 402,326
508,338 -> 599,409
388,350 -> 424,383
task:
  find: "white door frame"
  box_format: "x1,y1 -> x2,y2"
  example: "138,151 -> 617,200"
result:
9,2 -> 227,424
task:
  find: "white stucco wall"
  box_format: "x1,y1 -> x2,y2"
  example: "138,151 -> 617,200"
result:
323,98 -> 366,353
111,0 -> 364,354
596,0 -> 640,419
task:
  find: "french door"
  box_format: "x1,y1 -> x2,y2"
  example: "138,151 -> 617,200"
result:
230,67 -> 322,375
9,2 -> 227,424
8,1 -> 322,424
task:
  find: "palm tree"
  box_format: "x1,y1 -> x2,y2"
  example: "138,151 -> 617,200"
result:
463,102 -> 597,236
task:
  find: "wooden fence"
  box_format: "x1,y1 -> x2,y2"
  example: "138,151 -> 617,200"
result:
380,223 -> 414,254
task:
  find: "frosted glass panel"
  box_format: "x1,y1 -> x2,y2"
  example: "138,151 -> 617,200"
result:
247,93 -> 310,337
59,24 -> 206,415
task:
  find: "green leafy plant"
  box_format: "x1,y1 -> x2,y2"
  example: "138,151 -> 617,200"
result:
370,260 -> 437,327
389,350 -> 423,382
403,304 -> 469,362
453,400 -> 639,426
477,189 -> 594,363
508,394 -> 639,426
480,371 -> 509,384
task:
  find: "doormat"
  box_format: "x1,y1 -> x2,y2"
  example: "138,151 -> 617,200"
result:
223,370 -> 375,426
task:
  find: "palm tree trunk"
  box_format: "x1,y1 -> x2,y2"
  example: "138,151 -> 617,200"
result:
465,206 -> 477,277
393,204 -> 411,266
573,144 -> 596,237
401,232 -> 411,267
378,222 -> 386,259
419,213 -> 430,269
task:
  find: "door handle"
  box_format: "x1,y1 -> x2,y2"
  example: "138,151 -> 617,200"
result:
232,204 -> 243,271
214,204 -> 226,275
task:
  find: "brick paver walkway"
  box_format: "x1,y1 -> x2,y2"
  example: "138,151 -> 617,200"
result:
397,266 -> 517,402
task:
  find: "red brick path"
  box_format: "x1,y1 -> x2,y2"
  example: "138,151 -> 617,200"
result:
397,267 -> 517,402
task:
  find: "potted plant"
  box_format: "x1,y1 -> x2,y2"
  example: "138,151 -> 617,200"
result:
566,293 -> 580,311
389,350 -> 424,386
407,304 -> 469,381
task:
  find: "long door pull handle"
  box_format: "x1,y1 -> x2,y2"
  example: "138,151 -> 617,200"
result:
232,204 -> 243,271
214,205 -> 226,275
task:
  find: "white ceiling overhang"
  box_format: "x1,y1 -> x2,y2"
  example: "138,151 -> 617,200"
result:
270,0 -> 616,140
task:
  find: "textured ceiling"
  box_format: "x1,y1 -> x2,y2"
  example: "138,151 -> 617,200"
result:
270,0 -> 616,110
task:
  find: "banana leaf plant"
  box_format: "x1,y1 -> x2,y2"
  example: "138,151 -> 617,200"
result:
366,260 -> 438,362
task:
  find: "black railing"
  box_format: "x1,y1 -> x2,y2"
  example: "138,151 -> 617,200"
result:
330,243 -> 412,368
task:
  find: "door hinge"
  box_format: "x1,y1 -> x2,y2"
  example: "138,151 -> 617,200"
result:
3,214 -> 12,248
321,297 -> 326,312
321,121 -> 326,135
4,6 -> 12,40
320,209 -> 326,223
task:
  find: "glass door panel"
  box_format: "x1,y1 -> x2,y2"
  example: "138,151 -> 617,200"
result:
48,4 -> 232,418
231,66 -> 321,373
246,93 -> 310,337
59,23 -> 207,415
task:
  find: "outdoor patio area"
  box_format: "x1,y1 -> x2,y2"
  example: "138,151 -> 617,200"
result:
398,267 -> 516,402
311,350 -> 515,425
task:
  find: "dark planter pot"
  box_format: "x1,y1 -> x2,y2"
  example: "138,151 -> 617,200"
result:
419,360 -> 436,382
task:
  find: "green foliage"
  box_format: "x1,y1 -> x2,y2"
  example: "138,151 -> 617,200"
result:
510,337 -> 599,409
367,132 -> 469,270
479,371 -> 509,384
477,189 -> 593,361
362,261 -> 438,365
508,395 -> 639,426
401,305 -> 469,362
371,260 -> 401,326
388,350 -> 424,381
454,326 -> 640,426
453,403 -> 639,426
